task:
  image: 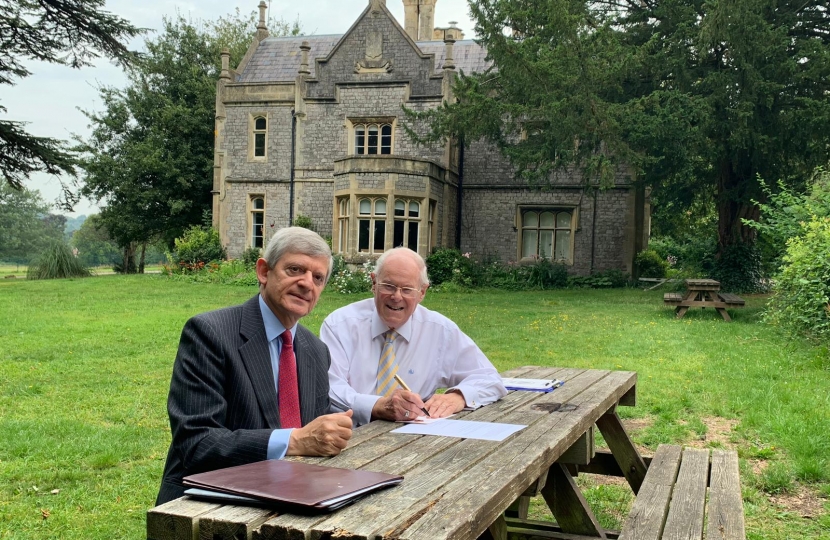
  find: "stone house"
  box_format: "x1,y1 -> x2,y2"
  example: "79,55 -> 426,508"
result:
212,0 -> 649,275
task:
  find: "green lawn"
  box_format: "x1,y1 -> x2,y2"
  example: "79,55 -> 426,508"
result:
1,276 -> 828,539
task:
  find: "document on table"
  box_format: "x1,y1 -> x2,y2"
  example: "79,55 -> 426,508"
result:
390,418 -> 526,441
401,414 -> 455,424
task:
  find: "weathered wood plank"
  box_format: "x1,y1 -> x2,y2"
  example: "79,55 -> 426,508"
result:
197,505 -> 275,540
661,448 -> 709,540
147,498 -> 222,540
558,427 -> 594,466
595,410 -> 648,494
542,463 -> 607,538
256,383 -> 555,540
707,449 -> 746,540
617,445 -> 682,540
397,370 -> 636,540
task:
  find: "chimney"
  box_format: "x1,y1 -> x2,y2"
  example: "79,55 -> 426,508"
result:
256,1 -> 269,40
418,0 -> 437,41
402,0 -> 419,41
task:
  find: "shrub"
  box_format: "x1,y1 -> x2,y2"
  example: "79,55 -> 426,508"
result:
764,217 -> 830,341
710,242 -> 765,293
329,260 -> 374,294
522,258 -> 569,289
635,250 -> 668,278
568,269 -> 630,288
426,248 -> 464,286
171,226 -> 226,270
241,247 -> 261,270
293,214 -> 314,230
27,242 -> 91,280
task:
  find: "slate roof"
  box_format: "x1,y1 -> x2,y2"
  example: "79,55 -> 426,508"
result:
236,35 -> 491,83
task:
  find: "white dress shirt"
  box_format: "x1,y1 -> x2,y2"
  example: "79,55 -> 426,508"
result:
321,298 -> 507,425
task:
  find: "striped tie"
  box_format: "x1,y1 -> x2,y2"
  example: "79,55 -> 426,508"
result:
376,330 -> 399,396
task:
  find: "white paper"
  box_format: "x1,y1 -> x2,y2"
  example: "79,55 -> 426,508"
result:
401,413 -> 455,424
500,377 -> 564,390
390,419 -> 526,441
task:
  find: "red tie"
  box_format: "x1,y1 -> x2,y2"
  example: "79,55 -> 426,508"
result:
278,330 -> 302,428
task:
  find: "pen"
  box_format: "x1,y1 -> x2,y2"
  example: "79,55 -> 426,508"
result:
393,374 -> 431,417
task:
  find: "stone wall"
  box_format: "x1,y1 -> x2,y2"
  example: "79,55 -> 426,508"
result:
224,104 -> 294,181
460,187 -> 633,275
306,7 -> 443,99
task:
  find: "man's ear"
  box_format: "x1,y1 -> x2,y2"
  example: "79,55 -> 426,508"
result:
255,258 -> 269,287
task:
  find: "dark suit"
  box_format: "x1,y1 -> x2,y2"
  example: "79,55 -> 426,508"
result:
156,295 -> 331,505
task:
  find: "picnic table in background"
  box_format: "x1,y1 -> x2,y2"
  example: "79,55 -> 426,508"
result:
663,279 -> 745,321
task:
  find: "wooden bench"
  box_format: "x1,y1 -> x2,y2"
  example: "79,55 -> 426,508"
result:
718,292 -> 746,307
663,292 -> 684,305
618,445 -> 745,540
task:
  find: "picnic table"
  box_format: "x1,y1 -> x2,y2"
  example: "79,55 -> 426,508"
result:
663,279 -> 745,321
147,366 -> 645,540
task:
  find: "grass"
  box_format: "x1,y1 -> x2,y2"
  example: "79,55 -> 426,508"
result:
1,276 -> 829,539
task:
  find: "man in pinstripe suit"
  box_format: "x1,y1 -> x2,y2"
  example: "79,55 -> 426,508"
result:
156,227 -> 353,505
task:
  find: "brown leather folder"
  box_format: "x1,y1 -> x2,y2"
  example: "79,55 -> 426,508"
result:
183,459 -> 403,510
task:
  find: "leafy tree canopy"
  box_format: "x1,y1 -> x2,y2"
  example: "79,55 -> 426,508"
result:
410,0 -> 830,254
0,182 -> 65,263
0,0 -> 142,201
75,10 -> 301,260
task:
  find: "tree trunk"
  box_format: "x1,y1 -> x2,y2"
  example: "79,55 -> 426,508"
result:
138,243 -> 147,274
122,243 -> 136,274
716,161 -> 760,254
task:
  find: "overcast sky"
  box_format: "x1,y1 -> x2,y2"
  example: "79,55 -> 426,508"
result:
4,0 -> 475,216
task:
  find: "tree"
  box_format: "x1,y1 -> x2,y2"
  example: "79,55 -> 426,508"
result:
0,0 -> 142,203
0,182 -> 65,263
75,10 -> 300,272
411,0 -> 830,261
69,213 -> 121,267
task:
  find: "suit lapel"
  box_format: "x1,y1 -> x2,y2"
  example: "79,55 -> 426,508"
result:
238,295 -> 281,429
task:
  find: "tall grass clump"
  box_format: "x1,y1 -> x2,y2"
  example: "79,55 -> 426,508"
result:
26,242 -> 91,280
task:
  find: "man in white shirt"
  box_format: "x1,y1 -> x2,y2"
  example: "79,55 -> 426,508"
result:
321,247 -> 506,425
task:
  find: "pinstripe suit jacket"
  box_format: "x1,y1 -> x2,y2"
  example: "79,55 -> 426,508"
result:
156,295 -> 331,505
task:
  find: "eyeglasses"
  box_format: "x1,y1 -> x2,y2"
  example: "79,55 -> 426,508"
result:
377,282 -> 422,298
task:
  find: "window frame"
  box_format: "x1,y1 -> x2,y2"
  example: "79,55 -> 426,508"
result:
348,117 -> 396,156
392,198 -> 422,252
249,114 -> 268,161
356,196 -> 389,254
516,206 -> 577,264
249,195 -> 266,249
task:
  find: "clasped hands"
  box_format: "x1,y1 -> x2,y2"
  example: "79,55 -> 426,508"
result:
371,389 -> 466,422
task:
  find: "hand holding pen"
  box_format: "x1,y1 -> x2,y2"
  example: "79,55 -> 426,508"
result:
394,374 -> 431,418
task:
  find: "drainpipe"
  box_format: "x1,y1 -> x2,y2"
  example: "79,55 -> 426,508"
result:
455,137 -> 464,249
590,188 -> 597,274
290,109 -> 296,224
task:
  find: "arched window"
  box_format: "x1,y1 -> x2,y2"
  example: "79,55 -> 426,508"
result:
357,197 -> 388,253
252,116 -> 267,158
250,196 -> 265,248
393,198 -> 421,251
353,122 -> 393,155
521,209 -> 573,262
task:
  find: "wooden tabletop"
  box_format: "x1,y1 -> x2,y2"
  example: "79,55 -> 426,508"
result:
684,278 -> 721,290
147,366 -> 642,540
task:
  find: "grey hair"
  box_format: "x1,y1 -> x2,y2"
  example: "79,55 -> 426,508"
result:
374,247 -> 430,287
263,226 -> 333,280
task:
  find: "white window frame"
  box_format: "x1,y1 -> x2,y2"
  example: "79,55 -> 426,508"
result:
357,196 -> 389,254
336,197 -> 350,254
517,207 -> 576,264
249,195 -> 265,249
348,118 -> 395,156
392,198 -> 422,251
249,114 -> 268,161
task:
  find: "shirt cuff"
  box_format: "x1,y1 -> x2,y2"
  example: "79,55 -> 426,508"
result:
354,394 -> 382,426
266,428 -> 293,460
449,386 -> 481,409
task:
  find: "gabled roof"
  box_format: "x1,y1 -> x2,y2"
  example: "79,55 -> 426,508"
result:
236,36 -> 491,83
